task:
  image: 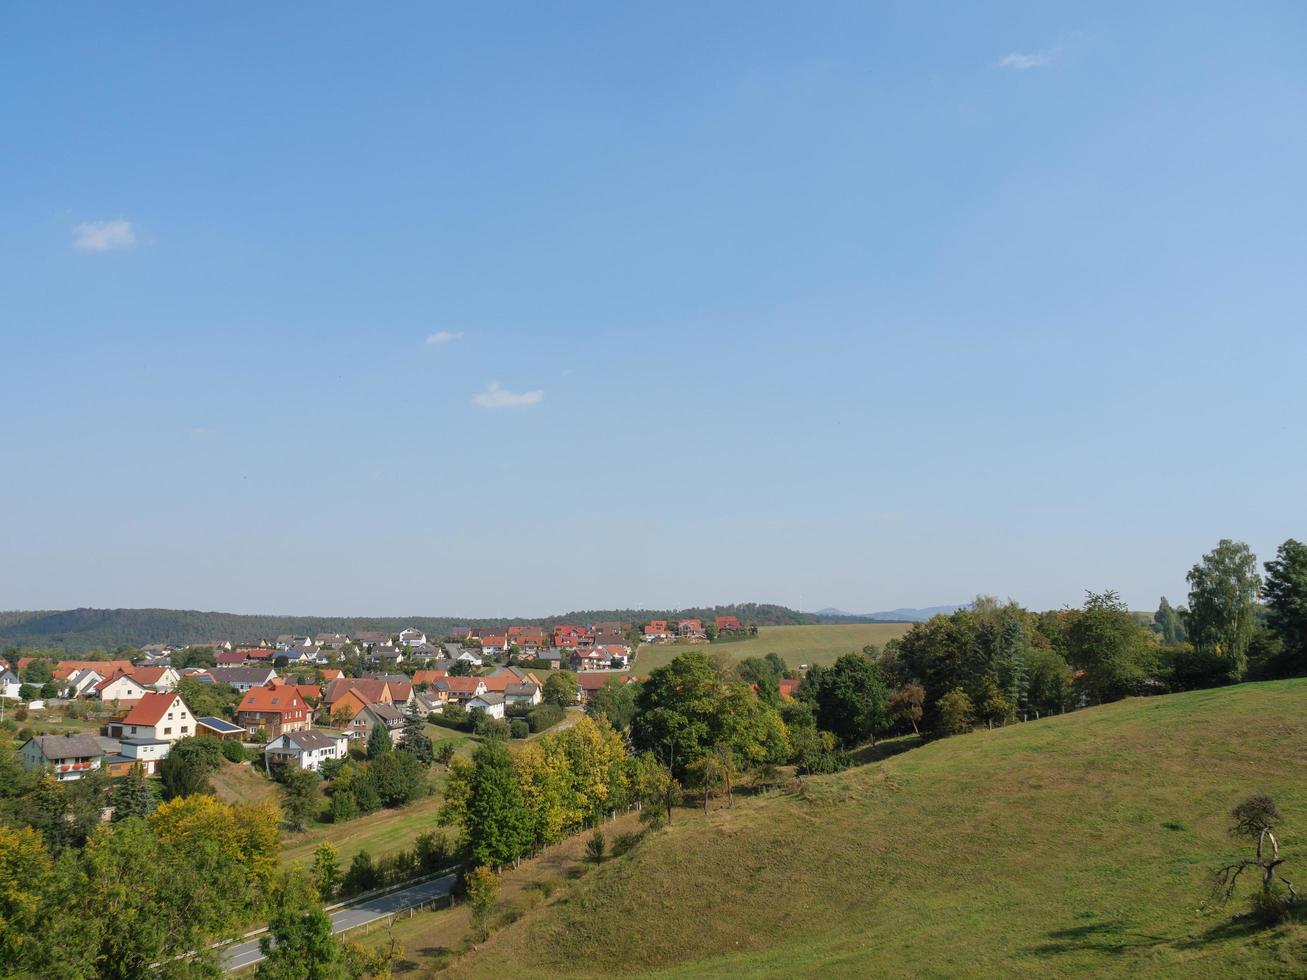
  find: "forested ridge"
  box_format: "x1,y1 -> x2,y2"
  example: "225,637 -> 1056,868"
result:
0,603 -> 886,652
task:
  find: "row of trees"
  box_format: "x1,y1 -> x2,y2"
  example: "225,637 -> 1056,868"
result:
440,715 -> 660,867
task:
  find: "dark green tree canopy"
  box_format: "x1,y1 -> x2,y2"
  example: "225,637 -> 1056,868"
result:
1187,539 -> 1261,681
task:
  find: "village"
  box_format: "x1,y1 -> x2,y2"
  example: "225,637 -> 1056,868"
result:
2,616 -> 753,784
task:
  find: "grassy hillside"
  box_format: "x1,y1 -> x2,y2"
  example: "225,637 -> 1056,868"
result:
634,623 -> 913,673
454,679 -> 1307,978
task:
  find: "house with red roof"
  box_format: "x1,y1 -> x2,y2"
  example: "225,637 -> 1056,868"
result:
106,692 -> 197,743
552,625 -> 588,649
215,650 -> 247,666
128,666 -> 179,692
714,615 -> 743,633
643,620 -> 674,642
576,673 -> 637,704
236,685 -> 311,740
96,671 -> 151,705
778,678 -> 803,700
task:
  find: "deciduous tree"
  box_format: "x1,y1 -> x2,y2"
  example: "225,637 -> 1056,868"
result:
1187,539 -> 1261,681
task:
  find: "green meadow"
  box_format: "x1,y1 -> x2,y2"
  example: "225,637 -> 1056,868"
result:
451,679 -> 1307,978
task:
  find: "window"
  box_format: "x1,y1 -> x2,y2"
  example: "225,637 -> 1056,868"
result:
164,727 -> 172,735
181,726 -> 189,734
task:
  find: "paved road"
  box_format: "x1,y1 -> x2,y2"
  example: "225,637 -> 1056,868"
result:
222,873 -> 458,972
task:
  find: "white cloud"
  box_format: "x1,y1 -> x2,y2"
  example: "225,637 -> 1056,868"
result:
473,382 -> 544,409
424,330 -> 464,346
998,50 -> 1055,70
72,219 -> 136,252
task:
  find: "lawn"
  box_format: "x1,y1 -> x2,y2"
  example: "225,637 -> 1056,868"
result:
278,732 -> 479,867
633,623 -> 913,673
448,678 -> 1307,978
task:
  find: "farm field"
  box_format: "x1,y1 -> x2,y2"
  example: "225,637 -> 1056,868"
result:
633,623 -> 913,673
448,678 -> 1307,978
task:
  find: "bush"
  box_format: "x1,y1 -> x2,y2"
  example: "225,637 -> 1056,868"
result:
220,740 -> 246,763
343,851 -> 381,896
474,714 -> 511,739
585,830 -> 606,863
526,703 -> 564,733
509,719 -> 529,739
432,703 -> 469,731
415,831 -> 453,873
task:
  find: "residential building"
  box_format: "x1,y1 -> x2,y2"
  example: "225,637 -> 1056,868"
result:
106,692 -> 197,743
96,672 -> 151,705
353,631 -> 391,647
129,666 -> 179,692
480,633 -> 509,655
18,734 -> 111,780
398,627 -> 427,647
466,692 -> 506,719
0,667 -> 21,700
57,667 -> 103,698
577,673 -> 636,704
235,686 -> 311,740
715,615 -> 744,633
347,702 -> 405,743
209,666 -> 279,692
264,729 -> 349,772
504,682 -> 543,708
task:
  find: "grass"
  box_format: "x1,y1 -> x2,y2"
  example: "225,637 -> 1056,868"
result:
278,733 -> 479,867
634,623 -> 913,673
447,678 -> 1307,978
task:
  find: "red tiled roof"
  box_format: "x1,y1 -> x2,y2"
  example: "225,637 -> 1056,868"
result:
238,686 -> 306,714
411,670 -> 448,686
778,678 -> 802,699
120,692 -> 182,727
129,666 -> 171,685
578,673 -> 633,691
324,678 -> 390,706
442,676 -> 484,694
56,659 -> 133,680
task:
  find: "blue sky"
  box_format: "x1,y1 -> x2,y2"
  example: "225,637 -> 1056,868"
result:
3,3 -> 1305,617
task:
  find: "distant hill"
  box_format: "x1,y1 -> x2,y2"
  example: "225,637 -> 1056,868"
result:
0,602 -> 863,653
815,604 -> 966,622
450,678 -> 1307,978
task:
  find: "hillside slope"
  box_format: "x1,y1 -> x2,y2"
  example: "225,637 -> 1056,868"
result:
455,680 -> 1307,978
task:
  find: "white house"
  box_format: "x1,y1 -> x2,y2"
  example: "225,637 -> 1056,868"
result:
61,667 -> 105,699
0,667 -> 22,700
129,666 -> 180,693
398,627 -> 428,647
264,730 -> 349,772
456,649 -> 484,667
96,672 -> 151,704
504,682 -> 543,708
116,738 -> 172,774
466,692 -> 506,719
106,691 -> 196,744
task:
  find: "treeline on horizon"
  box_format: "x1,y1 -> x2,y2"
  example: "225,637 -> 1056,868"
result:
0,603 -> 889,654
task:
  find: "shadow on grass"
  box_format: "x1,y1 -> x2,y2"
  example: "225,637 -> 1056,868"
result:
1024,920 -> 1174,957
847,734 -> 925,766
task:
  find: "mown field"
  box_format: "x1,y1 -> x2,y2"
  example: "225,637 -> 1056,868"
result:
447,679 -> 1307,978
633,623 -> 913,673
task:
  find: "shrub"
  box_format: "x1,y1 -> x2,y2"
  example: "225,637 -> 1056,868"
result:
509,719 -> 529,739
474,714 -> 511,739
526,703 -> 564,733
415,831 -> 453,873
220,740 -> 246,763
343,851 -> 380,896
585,830 -> 606,863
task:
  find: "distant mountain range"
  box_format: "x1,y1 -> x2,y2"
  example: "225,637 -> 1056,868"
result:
0,602 -> 913,653
814,604 -> 967,622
